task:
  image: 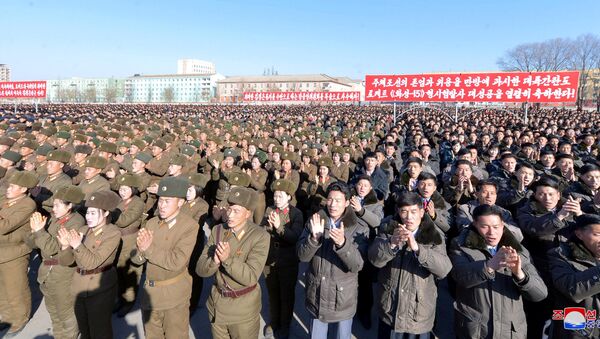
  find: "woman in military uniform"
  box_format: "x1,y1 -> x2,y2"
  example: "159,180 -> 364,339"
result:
57,190 -> 122,339
113,174 -> 146,317
27,185 -> 85,339
307,157 -> 337,216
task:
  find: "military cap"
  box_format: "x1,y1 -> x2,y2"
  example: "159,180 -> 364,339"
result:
189,140 -> 201,148
223,148 -> 239,159
272,146 -> 284,155
132,139 -> 146,150
331,146 -> 344,155
281,151 -> 298,162
73,134 -> 87,143
135,152 -> 153,164
0,137 -> 15,147
40,129 -> 54,137
153,140 -> 167,150
74,144 -> 93,155
271,179 -> 296,196
227,186 -> 257,211
36,144 -> 55,156
157,177 -> 188,198
7,131 -> 20,140
180,145 -> 195,157
85,190 -> 121,211
318,157 -> 333,168
255,150 -> 268,164
117,141 -> 131,148
227,171 -> 251,187
20,139 -> 39,150
170,153 -> 187,166
208,153 -> 224,167
117,173 -> 143,189
55,131 -> 70,140
207,135 -> 222,145
187,173 -> 209,188
54,185 -> 85,204
162,134 -> 175,144
47,150 -> 72,163
99,142 -> 118,154
2,150 -> 22,164
8,171 -> 39,188
108,131 -> 120,139
85,156 -> 107,169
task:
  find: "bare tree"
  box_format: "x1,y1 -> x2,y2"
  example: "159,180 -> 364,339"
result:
162,87 -> 175,103
105,85 -> 118,103
497,43 -> 539,71
569,34 -> 600,109
84,87 -> 97,103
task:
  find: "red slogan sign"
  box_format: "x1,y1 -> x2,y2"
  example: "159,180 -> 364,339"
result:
365,71 -> 579,102
0,81 -> 47,98
243,91 -> 360,102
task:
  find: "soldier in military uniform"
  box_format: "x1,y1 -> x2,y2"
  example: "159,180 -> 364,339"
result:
0,171 -> 38,337
132,177 -> 199,338
32,150 -> 73,214
0,150 -> 23,199
113,174 -> 146,317
66,145 -> 92,185
56,190 -> 122,339
146,140 -> 170,179
261,179 -> 304,339
77,155 -> 111,200
331,146 -> 350,183
245,155 -> 268,224
26,185 -> 86,339
196,186 -> 270,339
307,157 -> 338,215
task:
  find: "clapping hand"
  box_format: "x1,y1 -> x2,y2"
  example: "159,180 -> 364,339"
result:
309,213 -> 325,241
215,242 -> 230,263
329,222 -> 346,248
350,196 -> 362,213
397,224 -> 419,252
57,227 -> 71,250
268,211 -> 281,229
30,212 -> 47,233
136,228 -> 154,252
67,229 -> 83,249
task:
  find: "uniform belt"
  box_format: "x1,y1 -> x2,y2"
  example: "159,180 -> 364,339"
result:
43,259 -> 59,266
120,226 -> 139,236
146,270 -> 186,287
76,265 -> 113,275
217,284 -> 257,298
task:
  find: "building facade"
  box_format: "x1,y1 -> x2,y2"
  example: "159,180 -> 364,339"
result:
177,59 -> 216,75
216,74 -> 364,103
46,77 -> 125,102
0,64 -> 10,82
124,73 -> 224,103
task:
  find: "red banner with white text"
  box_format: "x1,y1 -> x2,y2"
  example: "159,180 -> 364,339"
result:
365,71 -> 579,102
243,91 -> 361,102
0,81 -> 47,98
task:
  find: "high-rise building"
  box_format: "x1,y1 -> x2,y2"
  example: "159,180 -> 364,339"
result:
124,73 -> 224,103
177,59 -> 216,75
0,64 -> 10,82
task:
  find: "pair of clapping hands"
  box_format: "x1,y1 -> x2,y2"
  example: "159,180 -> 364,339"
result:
31,212 -> 83,249
309,214 -> 345,247
486,246 -> 525,280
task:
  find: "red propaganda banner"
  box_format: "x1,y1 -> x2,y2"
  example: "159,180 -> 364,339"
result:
0,81 -> 47,98
243,91 -> 361,102
364,71 -> 579,103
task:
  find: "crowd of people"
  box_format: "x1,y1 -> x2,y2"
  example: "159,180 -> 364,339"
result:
0,102 -> 599,339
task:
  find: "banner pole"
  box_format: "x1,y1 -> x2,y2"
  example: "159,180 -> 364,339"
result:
35,99 -> 38,113
393,103 -> 397,124
455,105 -> 458,123
14,101 -> 17,114
524,104 -> 528,124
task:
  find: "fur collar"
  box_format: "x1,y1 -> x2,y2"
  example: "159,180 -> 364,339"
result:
380,214 -> 443,245
528,197 -> 565,215
463,225 -> 523,253
350,188 -> 379,205
316,204 -> 360,231
568,238 -> 598,265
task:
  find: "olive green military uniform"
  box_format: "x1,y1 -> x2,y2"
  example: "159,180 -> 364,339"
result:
68,160 -> 87,185
306,176 -> 337,215
26,212 -> 86,339
114,195 -> 145,307
261,205 -> 304,337
132,212 -> 199,339
196,219 -> 270,339
78,175 -> 111,200
58,223 -> 121,339
146,153 -> 170,179
331,163 -> 350,183
248,168 -> 268,224
0,195 -> 37,332
35,172 -> 73,213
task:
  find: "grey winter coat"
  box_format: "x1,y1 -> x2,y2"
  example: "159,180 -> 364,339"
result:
369,216 -> 451,334
450,227 -> 548,339
297,207 -> 369,322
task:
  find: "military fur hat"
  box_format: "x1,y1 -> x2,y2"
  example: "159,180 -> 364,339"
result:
85,190 -> 121,211
84,156 -> 107,169
54,185 -> 85,204
74,145 -> 93,155
117,173 -> 143,189
187,173 -> 209,188
318,157 -> 333,169
170,153 -> 187,167
157,177 -> 188,198
9,171 -> 39,188
271,179 -> 296,197
99,142 -> 118,154
153,140 -> 167,150
223,148 -> 239,159
227,186 -> 257,211
20,139 -> 39,150
1,150 -> 22,164
281,151 -> 298,162
135,152 -> 153,164
47,150 -> 72,163
36,144 -> 55,156
55,131 -> 70,140
227,171 -> 251,187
